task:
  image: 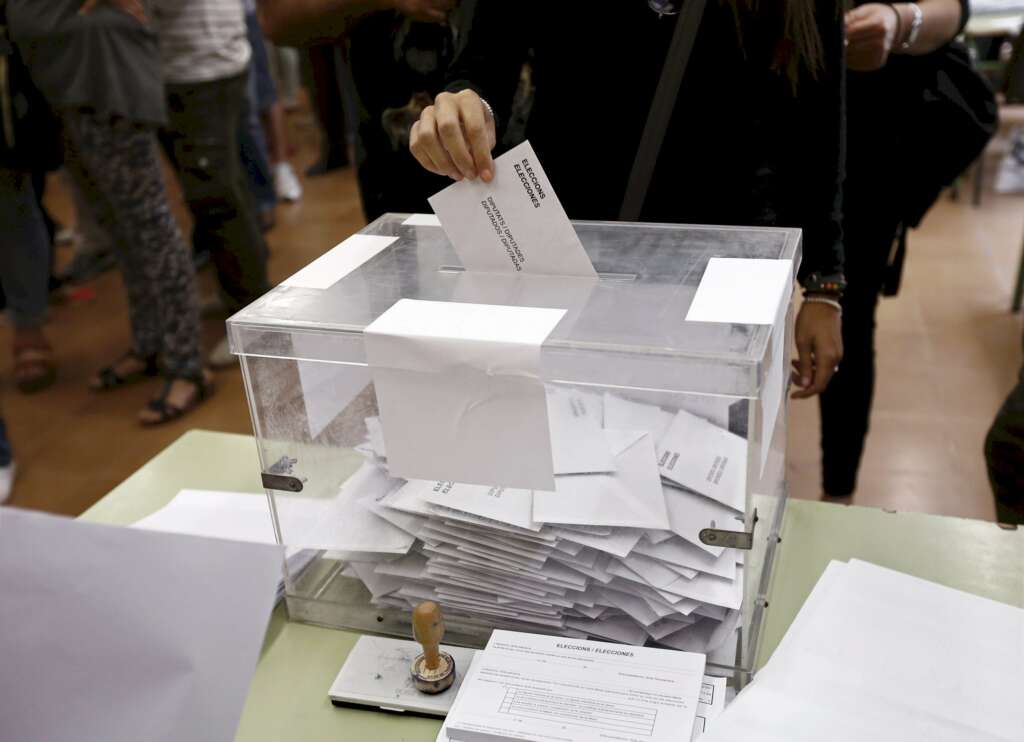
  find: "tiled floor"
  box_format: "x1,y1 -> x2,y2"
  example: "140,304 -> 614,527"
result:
2,106 -> 1022,521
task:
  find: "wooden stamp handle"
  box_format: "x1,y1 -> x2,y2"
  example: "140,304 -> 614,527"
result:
412,601 -> 445,671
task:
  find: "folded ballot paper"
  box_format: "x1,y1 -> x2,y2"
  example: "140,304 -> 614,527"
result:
702,560 -> 1024,742
0,506 -> 284,742
280,142 -> 752,657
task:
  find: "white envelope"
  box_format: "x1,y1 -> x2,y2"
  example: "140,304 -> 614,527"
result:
634,535 -> 737,581
421,480 -> 537,531
428,140 -> 597,279
658,409 -> 747,512
548,386 -> 616,475
0,507 -> 283,742
365,299 -> 566,490
552,527 -> 644,559
534,431 -> 670,529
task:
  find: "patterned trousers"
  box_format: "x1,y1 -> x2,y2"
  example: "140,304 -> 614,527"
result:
62,111 -> 202,379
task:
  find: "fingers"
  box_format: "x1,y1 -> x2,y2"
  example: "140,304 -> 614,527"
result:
409,91 -> 496,182
790,340 -> 843,399
79,0 -> 99,13
790,334 -> 815,399
126,0 -> 149,23
434,93 -> 477,179
411,106 -> 462,180
457,91 -> 496,182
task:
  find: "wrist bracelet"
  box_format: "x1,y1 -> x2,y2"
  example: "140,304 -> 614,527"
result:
884,3 -> 903,48
901,3 -> 923,51
803,295 -> 843,314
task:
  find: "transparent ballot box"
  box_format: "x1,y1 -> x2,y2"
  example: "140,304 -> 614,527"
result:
228,213 -> 800,678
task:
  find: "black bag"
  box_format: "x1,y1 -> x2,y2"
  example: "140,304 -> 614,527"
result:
0,23 -> 61,171
896,41 -> 998,228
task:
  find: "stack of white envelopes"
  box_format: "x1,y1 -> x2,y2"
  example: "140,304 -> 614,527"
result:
335,386 -> 749,652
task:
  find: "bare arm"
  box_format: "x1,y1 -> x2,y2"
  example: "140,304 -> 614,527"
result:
893,0 -> 964,54
846,0 -> 965,71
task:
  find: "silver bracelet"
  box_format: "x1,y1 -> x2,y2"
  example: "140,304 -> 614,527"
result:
901,3 -> 923,51
480,97 -> 495,123
803,295 -> 843,314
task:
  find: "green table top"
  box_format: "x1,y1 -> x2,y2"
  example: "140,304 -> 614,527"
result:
82,430 -> 1024,742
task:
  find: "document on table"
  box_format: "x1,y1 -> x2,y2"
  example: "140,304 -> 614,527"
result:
429,140 -> 597,279
445,630 -> 706,742
702,559 -> 1024,742
0,506 -> 283,742
365,299 -> 566,490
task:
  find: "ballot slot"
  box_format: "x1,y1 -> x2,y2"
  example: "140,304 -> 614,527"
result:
228,212 -> 799,679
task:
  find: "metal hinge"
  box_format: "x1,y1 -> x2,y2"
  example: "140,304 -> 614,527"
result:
699,507 -> 758,550
261,456 -> 303,492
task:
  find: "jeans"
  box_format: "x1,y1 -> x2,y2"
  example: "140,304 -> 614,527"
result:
985,339 -> 1024,524
162,72 -> 270,313
239,12 -> 277,212
0,168 -> 51,330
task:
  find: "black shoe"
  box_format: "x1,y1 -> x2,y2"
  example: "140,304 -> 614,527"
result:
58,249 -> 118,285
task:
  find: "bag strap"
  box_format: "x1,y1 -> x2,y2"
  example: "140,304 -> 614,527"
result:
618,0 -> 707,221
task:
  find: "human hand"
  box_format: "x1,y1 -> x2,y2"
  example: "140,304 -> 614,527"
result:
410,89 -> 497,182
80,0 -> 148,24
790,300 -> 844,399
393,0 -> 454,23
845,3 -> 900,71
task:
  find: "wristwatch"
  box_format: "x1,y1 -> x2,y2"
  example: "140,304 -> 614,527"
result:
901,3 -> 923,51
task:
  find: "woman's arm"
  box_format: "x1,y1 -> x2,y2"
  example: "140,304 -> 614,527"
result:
256,0 -> 451,47
846,0 -> 966,71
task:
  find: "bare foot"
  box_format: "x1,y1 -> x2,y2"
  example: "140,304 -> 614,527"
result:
138,369 -> 215,425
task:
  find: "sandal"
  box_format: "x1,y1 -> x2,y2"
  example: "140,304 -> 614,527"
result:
139,370 -> 216,426
90,352 -> 160,391
14,338 -> 56,394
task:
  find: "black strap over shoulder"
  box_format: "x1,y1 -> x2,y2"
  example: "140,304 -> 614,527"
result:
619,0 -> 707,221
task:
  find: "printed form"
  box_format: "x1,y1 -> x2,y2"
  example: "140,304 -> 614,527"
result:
445,630 -> 705,742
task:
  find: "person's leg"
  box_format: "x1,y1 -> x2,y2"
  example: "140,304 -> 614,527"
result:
57,169 -> 119,284
269,44 -> 301,110
62,111 -> 209,420
985,350 -> 1024,524
0,167 -> 57,393
165,74 -> 270,313
817,211 -> 895,497
239,64 -> 279,221
304,44 -> 349,176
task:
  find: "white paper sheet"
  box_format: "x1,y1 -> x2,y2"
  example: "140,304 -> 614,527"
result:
634,534 -> 737,581
0,507 -> 283,742
552,527 -> 644,559
133,489 -> 275,544
658,410 -> 747,512
703,560 -> 1024,742
421,480 -> 537,531
685,258 -> 793,325
693,676 -> 728,740
402,213 -> 442,227
446,631 -> 705,742
429,140 -> 597,278
534,431 -> 670,529
603,393 -> 676,442
365,299 -> 566,490
548,387 -> 616,475
281,234 -> 398,290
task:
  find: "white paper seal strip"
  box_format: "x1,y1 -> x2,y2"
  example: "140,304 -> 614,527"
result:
281,234 -> 398,290
364,299 -> 567,491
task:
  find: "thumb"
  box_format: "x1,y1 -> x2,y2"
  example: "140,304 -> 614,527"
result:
794,337 -> 814,389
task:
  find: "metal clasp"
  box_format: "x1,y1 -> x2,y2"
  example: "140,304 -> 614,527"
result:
261,456 -> 303,492
699,507 -> 758,550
